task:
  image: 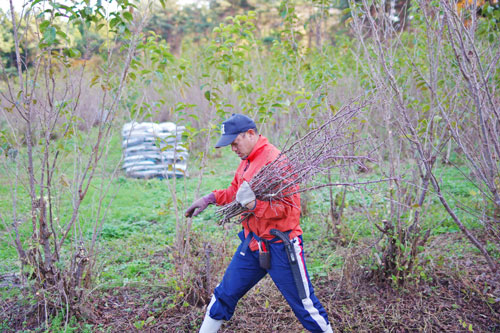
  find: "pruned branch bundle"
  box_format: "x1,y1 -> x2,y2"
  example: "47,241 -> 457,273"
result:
216,102 -> 376,224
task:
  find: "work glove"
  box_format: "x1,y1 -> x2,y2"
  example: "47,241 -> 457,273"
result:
236,181 -> 256,209
185,193 -> 216,217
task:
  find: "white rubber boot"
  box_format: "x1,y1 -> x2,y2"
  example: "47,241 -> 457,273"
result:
199,313 -> 222,333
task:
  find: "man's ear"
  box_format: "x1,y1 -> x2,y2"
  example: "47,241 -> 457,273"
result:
247,128 -> 256,137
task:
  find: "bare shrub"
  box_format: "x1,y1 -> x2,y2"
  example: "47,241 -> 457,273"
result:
348,0 -> 499,276
0,0 -> 153,327
439,0 -> 500,242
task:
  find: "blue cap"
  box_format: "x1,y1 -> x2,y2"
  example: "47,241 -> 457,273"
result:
215,114 -> 256,148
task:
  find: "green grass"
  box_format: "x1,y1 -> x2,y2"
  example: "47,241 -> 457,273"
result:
0,129 -> 235,278
0,127 -> 496,333
0,128 -> 487,289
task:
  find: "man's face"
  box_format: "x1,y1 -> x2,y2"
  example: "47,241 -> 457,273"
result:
231,131 -> 255,159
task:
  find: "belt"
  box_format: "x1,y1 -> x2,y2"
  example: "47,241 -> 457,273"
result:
239,230 -> 291,256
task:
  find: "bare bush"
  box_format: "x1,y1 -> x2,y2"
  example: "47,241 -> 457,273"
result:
0,0 -> 152,327
439,0 -> 500,240
349,0 -> 499,275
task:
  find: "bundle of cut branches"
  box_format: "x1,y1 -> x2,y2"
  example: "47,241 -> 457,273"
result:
216,102 -> 380,224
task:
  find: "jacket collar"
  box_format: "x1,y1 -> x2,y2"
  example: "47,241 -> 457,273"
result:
245,135 -> 268,162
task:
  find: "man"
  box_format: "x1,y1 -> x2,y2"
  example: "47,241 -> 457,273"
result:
185,114 -> 333,333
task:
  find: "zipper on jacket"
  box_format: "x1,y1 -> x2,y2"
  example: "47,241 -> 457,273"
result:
243,159 -> 250,173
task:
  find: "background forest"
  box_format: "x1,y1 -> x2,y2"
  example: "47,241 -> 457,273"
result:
0,0 -> 499,331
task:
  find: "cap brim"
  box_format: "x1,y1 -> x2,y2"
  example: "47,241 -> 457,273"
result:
215,133 -> 239,148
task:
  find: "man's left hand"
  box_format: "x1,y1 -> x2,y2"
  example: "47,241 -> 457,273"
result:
236,181 -> 256,209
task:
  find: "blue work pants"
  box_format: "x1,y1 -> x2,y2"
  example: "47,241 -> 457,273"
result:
206,231 -> 331,332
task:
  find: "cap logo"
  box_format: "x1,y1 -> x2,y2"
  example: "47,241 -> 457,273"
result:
221,124 -> 225,135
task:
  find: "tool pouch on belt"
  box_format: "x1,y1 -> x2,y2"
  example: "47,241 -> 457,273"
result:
258,239 -> 271,270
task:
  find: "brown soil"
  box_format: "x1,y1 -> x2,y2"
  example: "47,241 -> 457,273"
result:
1,235 -> 499,332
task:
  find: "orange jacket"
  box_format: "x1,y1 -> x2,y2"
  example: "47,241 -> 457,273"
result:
213,135 -> 302,251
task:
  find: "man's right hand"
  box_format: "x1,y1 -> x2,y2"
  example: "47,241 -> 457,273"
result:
185,193 -> 216,217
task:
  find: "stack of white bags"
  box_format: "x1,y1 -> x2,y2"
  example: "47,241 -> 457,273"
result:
121,122 -> 188,179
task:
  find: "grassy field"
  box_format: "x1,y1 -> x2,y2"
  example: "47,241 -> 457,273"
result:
0,129 -> 498,332
0,129 -> 483,276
